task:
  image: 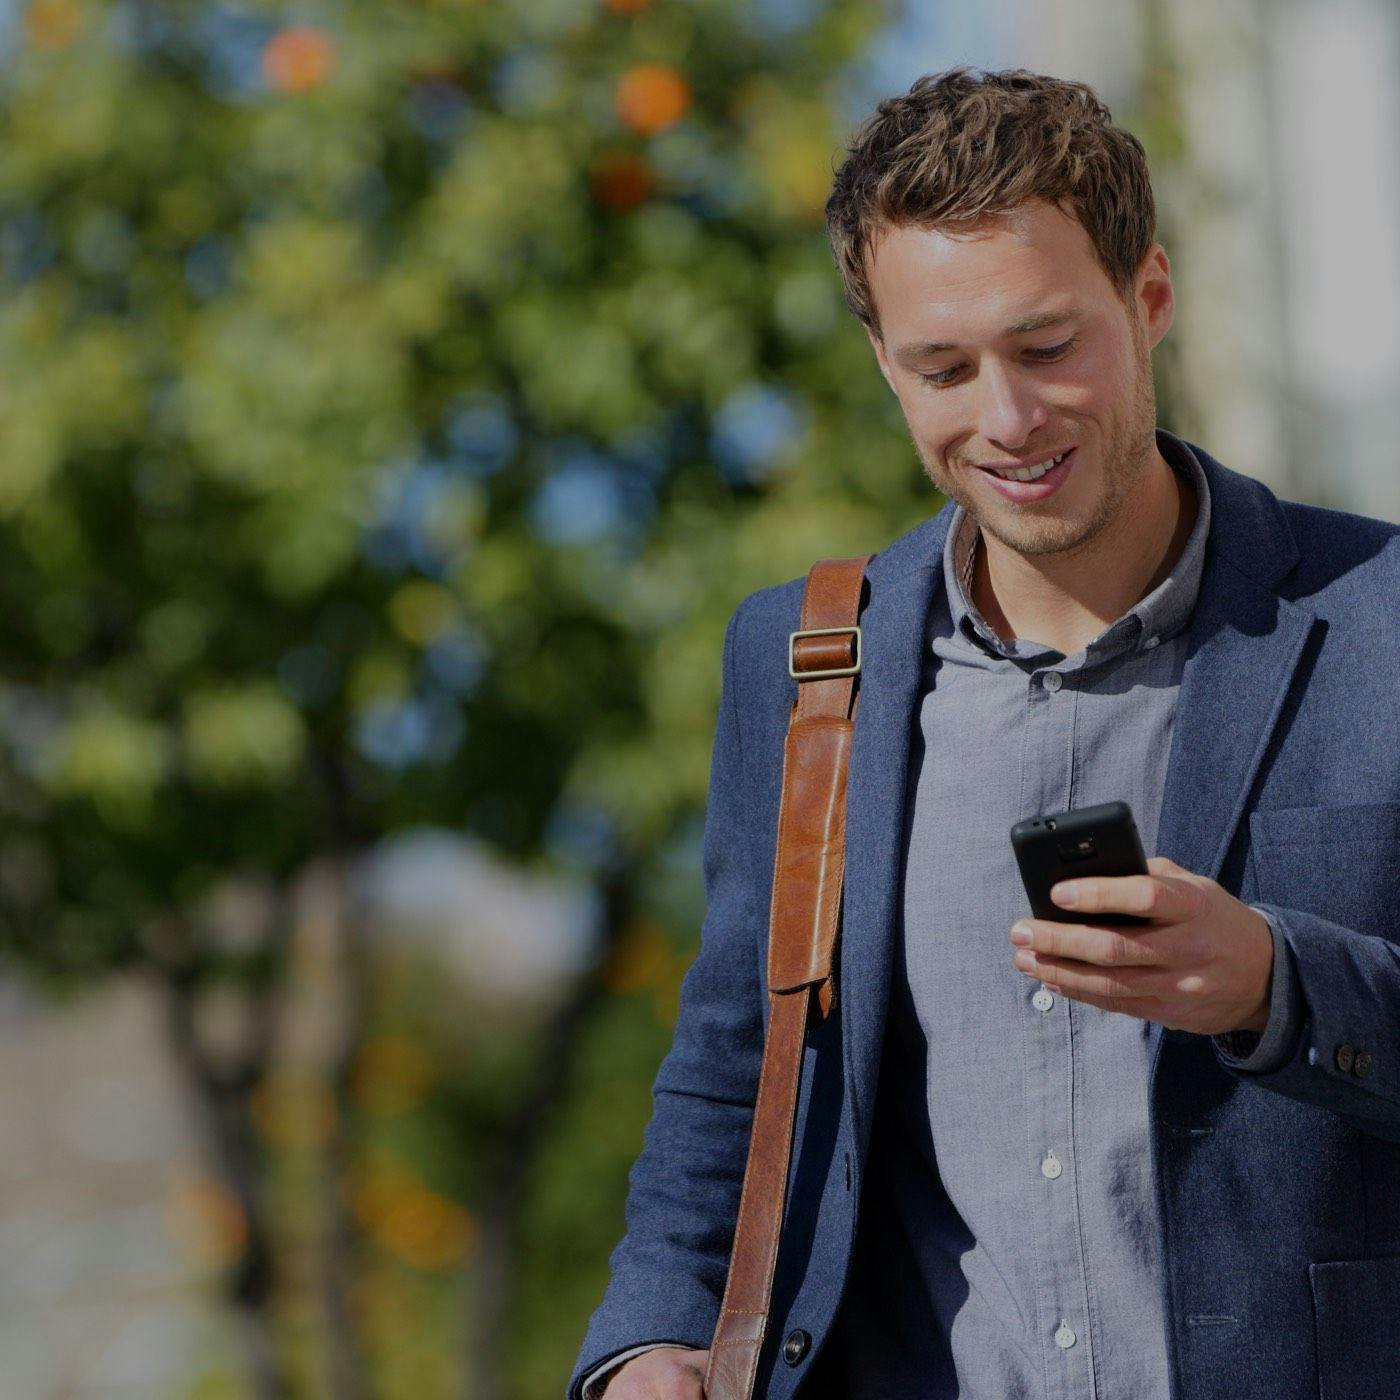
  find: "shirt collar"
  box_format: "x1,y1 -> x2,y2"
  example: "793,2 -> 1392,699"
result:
941,426 -> 1213,662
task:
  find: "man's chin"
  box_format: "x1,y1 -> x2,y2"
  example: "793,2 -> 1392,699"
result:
977,513 -> 1106,561
923,471 -> 1105,561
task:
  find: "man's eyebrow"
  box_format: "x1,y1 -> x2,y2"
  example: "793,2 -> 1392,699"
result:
892,309 -> 1086,363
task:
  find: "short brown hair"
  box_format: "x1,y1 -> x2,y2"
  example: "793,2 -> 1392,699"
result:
825,67 -> 1157,337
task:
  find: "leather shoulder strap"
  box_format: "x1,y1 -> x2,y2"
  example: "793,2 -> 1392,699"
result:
705,554 -> 871,1400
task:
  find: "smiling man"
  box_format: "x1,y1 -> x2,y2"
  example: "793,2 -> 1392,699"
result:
865,198 -> 1190,662
569,67 -> 1400,1400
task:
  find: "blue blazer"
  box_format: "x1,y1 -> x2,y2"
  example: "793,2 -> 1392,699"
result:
568,440 -> 1400,1400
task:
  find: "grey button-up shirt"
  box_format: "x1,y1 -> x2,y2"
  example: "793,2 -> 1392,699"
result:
585,429 -> 1302,1397
830,428 -> 1301,1398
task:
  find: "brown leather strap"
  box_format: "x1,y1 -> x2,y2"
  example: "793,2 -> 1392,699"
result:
704,555 -> 870,1399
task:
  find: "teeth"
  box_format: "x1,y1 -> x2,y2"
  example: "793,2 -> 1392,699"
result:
991,449 -> 1068,482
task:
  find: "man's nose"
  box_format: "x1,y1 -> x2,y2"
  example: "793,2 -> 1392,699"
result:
975,359 -> 1049,452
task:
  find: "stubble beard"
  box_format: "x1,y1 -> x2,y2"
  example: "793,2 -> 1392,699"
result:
914,328 -> 1158,562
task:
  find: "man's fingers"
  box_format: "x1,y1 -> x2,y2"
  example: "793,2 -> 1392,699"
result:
608,1346 -> 709,1400
1019,919 -> 1160,967
1020,953 -> 1159,1002
1049,864 -> 1205,921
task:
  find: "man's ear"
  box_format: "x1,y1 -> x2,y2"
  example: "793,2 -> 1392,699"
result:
1134,243 -> 1174,352
867,328 -> 897,395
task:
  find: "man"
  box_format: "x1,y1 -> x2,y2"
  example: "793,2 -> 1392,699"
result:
569,67 -> 1400,1400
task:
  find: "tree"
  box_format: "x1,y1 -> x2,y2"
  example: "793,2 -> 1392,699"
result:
0,1 -> 1007,1394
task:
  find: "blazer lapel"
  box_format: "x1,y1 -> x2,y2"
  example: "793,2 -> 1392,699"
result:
840,508 -> 951,1146
1154,446 -> 1317,883
1127,443 -> 1316,1077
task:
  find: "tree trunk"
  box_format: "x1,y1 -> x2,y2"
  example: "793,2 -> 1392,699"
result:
161,962 -> 290,1400
318,856 -> 373,1400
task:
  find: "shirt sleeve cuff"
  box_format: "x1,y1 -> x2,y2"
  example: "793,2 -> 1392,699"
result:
582,1342 -> 693,1399
1212,906 -> 1302,1074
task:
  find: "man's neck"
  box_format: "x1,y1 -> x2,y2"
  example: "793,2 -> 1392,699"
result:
969,444 -> 1197,657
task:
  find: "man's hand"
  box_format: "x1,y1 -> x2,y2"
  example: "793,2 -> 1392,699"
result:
1007,855 -> 1274,1036
605,1346 -> 709,1398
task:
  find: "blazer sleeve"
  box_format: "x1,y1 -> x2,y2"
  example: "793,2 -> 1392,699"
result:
566,598 -> 769,1399
1211,898 -> 1400,1143
1211,907 -> 1304,1073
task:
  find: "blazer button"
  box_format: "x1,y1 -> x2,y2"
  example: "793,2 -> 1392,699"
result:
1353,1050 -> 1374,1079
1335,1043 -> 1355,1073
783,1329 -> 811,1366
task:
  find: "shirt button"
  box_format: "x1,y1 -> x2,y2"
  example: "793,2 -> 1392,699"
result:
1041,671 -> 1063,693
1143,635 -> 1160,649
1054,1322 -> 1077,1349
1041,1149 -> 1063,1179
1032,987 -> 1055,1012
1335,1043 -> 1355,1073
1354,1051 -> 1374,1079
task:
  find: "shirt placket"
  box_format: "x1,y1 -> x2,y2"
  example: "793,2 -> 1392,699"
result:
1019,658 -> 1098,1400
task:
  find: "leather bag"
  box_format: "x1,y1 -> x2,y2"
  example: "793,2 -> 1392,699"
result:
703,555 -> 872,1399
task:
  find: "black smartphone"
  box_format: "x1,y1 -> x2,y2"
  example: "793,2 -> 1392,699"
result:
1010,800 -> 1151,926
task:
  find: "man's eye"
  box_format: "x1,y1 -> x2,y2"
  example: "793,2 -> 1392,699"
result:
917,366 -> 962,387
1026,335 -> 1079,361
917,336 -> 1079,388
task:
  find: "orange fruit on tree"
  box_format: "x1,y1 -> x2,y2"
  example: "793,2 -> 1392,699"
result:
263,26 -> 335,95
616,64 -> 690,134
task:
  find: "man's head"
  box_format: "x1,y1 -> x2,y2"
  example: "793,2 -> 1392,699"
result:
825,67 -> 1174,561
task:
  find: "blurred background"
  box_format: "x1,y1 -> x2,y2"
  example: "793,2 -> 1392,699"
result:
0,0 -> 1395,1396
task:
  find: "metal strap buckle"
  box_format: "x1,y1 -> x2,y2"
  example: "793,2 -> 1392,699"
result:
788,625 -> 862,680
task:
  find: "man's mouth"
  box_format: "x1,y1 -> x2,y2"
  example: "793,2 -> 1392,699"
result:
980,448 -> 1071,481
973,446 -> 1077,501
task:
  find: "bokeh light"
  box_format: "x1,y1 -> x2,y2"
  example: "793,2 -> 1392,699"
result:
615,63 -> 691,134
262,25 -> 335,95
23,0 -> 81,52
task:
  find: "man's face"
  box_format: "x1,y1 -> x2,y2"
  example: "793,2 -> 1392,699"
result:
865,198 -> 1173,560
